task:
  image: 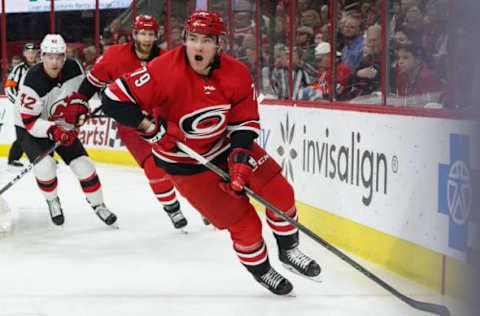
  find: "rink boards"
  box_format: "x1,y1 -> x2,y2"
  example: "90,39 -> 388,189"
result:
0,96 -> 478,299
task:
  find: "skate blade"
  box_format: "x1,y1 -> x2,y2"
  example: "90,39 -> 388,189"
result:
284,290 -> 297,297
282,263 -> 323,283
108,223 -> 120,230
177,228 -> 188,234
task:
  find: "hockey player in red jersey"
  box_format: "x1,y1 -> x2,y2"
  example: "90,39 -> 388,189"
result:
15,34 -> 116,226
66,15 -> 187,229
101,11 -> 320,295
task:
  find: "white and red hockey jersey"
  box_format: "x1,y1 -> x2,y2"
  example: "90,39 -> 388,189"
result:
105,45 -> 260,172
15,59 -> 84,138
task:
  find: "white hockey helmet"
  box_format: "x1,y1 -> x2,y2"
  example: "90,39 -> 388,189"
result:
40,34 -> 66,58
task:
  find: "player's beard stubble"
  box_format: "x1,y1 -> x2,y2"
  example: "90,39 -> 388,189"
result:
135,41 -> 153,56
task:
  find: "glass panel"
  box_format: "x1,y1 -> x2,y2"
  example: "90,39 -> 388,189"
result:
99,0 -> 133,56
4,11 -> 47,94
386,0 -> 447,108
335,0 -> 383,105
134,0 -> 166,49
294,0 -> 332,102
54,4 -> 96,71
168,0 -> 193,49
259,0 -> 291,100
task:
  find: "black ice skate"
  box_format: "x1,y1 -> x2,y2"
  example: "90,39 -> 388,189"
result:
164,202 -> 187,229
46,197 -> 64,225
254,267 -> 293,295
92,203 -> 117,226
279,247 -> 321,280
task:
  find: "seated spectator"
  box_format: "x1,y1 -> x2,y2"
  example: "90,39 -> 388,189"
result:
300,9 -> 322,33
10,55 -> 22,70
422,0 -> 448,82
299,42 -> 350,101
82,46 -> 96,71
296,26 -> 316,67
292,48 -> 318,100
170,27 -> 184,48
320,5 -> 330,26
100,30 -> 114,55
110,17 -> 131,44
66,46 -> 80,62
394,43 -> 442,98
341,15 -> 364,69
271,43 -> 290,99
346,24 -> 382,98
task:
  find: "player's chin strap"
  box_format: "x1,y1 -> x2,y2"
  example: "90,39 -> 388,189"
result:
176,141 -> 451,316
0,141 -> 62,195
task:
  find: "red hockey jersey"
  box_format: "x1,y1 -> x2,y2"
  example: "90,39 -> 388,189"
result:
105,45 -> 260,168
87,42 -> 162,88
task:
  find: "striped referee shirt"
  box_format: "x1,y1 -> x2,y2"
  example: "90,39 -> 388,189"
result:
4,62 -> 31,104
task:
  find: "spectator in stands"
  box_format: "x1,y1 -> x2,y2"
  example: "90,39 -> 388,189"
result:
170,26 -> 184,48
10,55 -> 22,71
156,24 -> 167,49
320,5 -> 330,26
422,0 -> 448,82
273,15 -> 287,44
297,0 -> 314,13
232,1 -> 255,60
341,15 -> 364,69
292,47 -> 318,100
402,4 -> 424,32
346,24 -> 382,99
66,46 -> 80,63
110,17 -> 130,44
296,26 -> 316,66
117,33 -> 129,45
271,43 -> 290,99
394,43 -> 442,98
100,30 -> 114,54
82,46 -> 96,71
363,5 -> 379,29
300,9 -> 322,33
299,42 -> 351,101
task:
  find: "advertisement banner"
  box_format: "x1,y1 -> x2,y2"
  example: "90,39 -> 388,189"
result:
1,0 -> 132,13
258,106 -> 479,261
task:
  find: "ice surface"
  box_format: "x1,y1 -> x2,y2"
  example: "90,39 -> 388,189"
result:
0,159 -> 467,316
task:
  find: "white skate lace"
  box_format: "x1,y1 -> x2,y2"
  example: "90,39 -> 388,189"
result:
168,211 -> 185,223
260,268 -> 284,289
95,204 -> 112,220
286,248 -> 312,271
47,198 -> 62,217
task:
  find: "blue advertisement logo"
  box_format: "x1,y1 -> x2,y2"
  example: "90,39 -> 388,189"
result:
438,134 -> 478,251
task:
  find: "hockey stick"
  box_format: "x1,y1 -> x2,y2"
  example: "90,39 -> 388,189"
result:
0,141 -> 62,195
176,141 -> 451,316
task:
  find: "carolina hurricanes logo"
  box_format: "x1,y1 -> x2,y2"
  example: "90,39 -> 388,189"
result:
180,104 -> 230,139
48,99 -> 68,121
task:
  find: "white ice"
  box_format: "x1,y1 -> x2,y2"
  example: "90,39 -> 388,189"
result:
0,159 -> 469,316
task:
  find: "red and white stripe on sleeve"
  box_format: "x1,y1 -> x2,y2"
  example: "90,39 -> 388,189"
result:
104,78 -> 137,104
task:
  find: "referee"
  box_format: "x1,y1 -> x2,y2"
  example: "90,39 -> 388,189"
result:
4,42 -> 38,167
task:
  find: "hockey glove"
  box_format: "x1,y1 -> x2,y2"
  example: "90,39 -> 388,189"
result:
219,148 -> 257,198
47,125 -> 78,146
139,114 -> 185,152
64,93 -> 89,127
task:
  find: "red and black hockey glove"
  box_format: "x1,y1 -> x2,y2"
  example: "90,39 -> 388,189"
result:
139,113 -> 185,152
47,125 -> 78,146
219,148 -> 257,198
64,93 -> 89,127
